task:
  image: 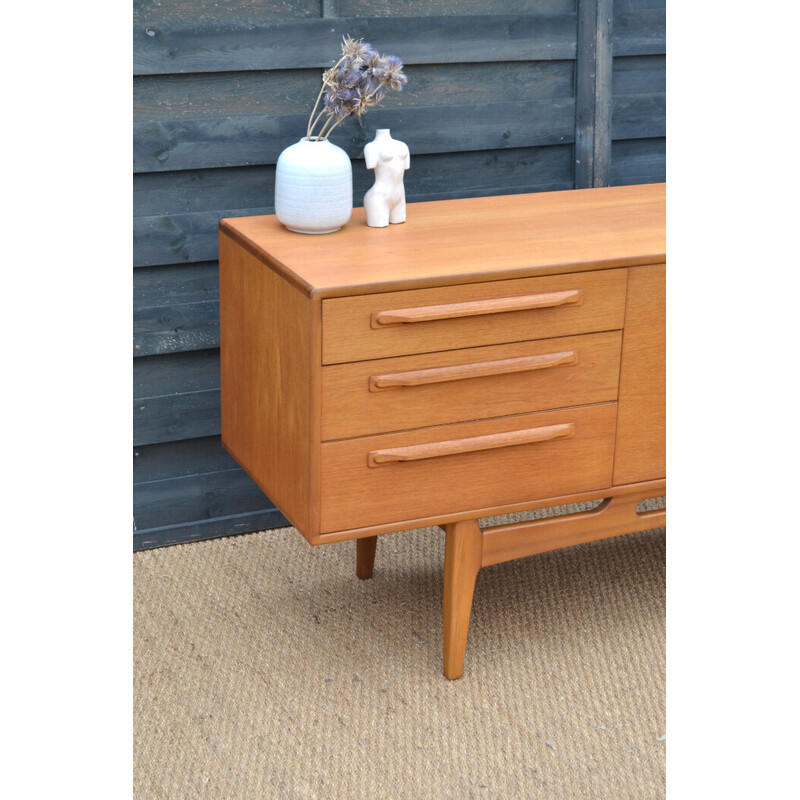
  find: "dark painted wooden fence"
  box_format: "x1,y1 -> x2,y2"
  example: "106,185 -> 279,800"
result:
133,0 -> 665,550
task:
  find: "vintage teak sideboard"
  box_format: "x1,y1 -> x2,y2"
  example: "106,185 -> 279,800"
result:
218,184 -> 666,680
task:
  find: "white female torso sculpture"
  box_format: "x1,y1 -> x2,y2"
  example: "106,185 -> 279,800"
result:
363,129 -> 410,227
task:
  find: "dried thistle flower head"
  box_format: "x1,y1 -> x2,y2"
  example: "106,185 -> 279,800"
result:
341,35 -> 373,63
306,35 -> 407,141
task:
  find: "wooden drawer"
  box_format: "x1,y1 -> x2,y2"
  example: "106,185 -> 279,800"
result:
321,268 -> 627,364
321,330 -> 622,440
319,403 -> 617,533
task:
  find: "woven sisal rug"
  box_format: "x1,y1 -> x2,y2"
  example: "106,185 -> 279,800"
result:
134,519 -> 665,799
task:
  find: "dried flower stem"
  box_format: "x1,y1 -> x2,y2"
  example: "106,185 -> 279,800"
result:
315,112 -> 340,141
306,60 -> 344,139
303,35 -> 407,142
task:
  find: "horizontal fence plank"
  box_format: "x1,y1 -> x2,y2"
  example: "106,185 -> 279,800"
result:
133,14 -> 578,75
133,466 -> 275,530
612,54 -> 665,94
614,0 -> 665,12
610,137 -> 665,186
612,10 -> 665,56
134,207 -> 270,267
134,61 -> 575,122
134,263 -> 220,356
335,1 -> 577,15
134,350 -> 221,445
134,97 -> 576,172
134,435 -> 239,484
133,165 -> 271,217
133,261 -> 219,307
134,509 -> 290,551
611,92 -> 665,139
134,388 -> 220,446
133,0 -> 319,25
134,145 -> 573,268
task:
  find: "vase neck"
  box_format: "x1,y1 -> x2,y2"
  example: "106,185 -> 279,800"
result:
374,129 -> 392,141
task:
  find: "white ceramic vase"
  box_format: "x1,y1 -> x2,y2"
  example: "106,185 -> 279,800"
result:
274,138 -> 353,234
363,129 -> 410,228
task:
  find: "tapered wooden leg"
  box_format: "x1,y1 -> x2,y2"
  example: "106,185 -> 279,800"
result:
443,518 -> 483,680
356,535 -> 378,579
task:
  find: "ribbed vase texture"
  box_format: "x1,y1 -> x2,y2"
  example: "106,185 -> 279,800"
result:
274,138 -> 353,234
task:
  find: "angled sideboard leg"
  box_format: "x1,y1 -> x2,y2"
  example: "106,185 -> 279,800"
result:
356,535 -> 378,579
442,518 -> 483,680
438,481 -> 665,680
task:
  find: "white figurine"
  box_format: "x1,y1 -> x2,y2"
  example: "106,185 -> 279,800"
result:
363,129 -> 410,227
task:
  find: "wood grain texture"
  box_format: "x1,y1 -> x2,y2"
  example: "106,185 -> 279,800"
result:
307,479 -> 666,546
611,138 -> 665,186
321,331 -> 622,440
134,98 -> 576,173
134,263 -> 220,356
133,14 -> 578,75
322,269 -> 627,364
481,482 -> 666,567
218,230 -> 317,534
319,404 -> 617,534
443,518 -> 483,680
356,536 -> 378,579
134,350 -> 221,446
368,423 -> 575,467
371,289 -> 582,325
613,262 -> 665,485
223,184 -> 665,299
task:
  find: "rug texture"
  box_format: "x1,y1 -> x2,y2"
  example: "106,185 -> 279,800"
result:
134,514 -> 665,799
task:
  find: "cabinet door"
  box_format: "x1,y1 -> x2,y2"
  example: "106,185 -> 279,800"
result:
613,263 -> 666,485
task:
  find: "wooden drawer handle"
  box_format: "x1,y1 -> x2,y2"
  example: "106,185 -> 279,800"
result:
367,423 -> 575,467
369,350 -> 578,392
370,290 -> 583,327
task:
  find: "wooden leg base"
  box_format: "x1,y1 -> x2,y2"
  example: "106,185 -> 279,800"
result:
356,535 -> 378,579
442,518 -> 482,680
440,482 -> 665,680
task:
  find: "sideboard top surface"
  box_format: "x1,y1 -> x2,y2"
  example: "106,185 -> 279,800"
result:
220,183 -> 666,297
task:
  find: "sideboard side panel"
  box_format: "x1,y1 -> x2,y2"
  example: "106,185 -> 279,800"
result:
219,231 -> 315,534
613,262 -> 665,485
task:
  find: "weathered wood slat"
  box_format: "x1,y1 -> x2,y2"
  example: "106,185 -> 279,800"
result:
134,98 -> 576,173
134,301 -> 219,356
133,467 -> 276,530
610,137 -> 665,186
612,54 -> 665,94
134,508 -> 289,551
134,61 -> 575,122
134,387 -> 220,446
612,10 -> 665,56
134,435 -> 238,484
133,207 -> 271,267
133,262 -> 219,306
611,92 -> 665,140
575,0 -> 613,188
134,263 -> 220,356
134,146 -> 573,269
335,0 -> 577,15
133,0 -> 319,25
133,166 -> 271,217
133,14 -> 578,75
614,0 -> 664,10
134,350 -> 221,445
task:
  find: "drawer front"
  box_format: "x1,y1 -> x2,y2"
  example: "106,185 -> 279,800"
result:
321,269 -> 627,365
319,403 -> 617,533
321,330 -> 622,440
